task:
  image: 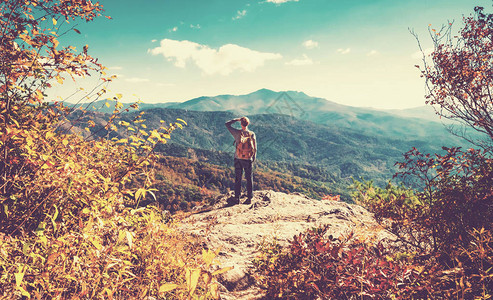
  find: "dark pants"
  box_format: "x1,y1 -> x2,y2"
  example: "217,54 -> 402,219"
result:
234,158 -> 253,199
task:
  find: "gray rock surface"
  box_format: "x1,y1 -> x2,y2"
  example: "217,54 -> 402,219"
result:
179,190 -> 396,299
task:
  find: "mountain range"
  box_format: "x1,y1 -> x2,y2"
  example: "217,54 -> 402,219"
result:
65,89 -> 482,200
71,88 -> 470,143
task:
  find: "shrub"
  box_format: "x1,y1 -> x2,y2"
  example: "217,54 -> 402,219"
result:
253,225 -> 493,299
0,1 -> 228,298
394,147 -> 493,253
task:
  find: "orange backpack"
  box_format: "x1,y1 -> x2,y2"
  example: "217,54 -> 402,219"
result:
236,131 -> 254,159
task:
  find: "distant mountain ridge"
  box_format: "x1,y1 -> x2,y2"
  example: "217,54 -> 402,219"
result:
66,88 -> 477,156
69,88 -> 456,140
156,89 -> 471,144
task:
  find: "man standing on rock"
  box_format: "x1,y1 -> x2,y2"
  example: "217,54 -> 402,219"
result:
225,117 -> 257,205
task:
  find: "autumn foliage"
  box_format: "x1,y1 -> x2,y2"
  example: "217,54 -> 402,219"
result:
254,150 -> 492,298
253,224 -> 492,299
416,6 -> 493,145
253,4 -> 493,299
0,1 -> 225,298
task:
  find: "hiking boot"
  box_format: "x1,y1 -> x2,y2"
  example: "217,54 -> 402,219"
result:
243,197 -> 252,205
226,196 -> 240,207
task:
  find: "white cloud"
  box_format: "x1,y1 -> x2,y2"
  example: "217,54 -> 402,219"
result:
337,48 -> 351,54
411,47 -> 433,59
302,40 -> 318,49
157,82 -> 176,87
149,39 -> 282,76
233,10 -> 247,20
190,24 -> 201,29
366,50 -> 378,56
169,26 -> 178,32
108,66 -> 123,70
285,54 -> 313,66
125,77 -> 150,83
266,0 -> 299,4
151,39 -> 157,43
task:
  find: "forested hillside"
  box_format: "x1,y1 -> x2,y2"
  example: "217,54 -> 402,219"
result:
63,105 -> 477,204
134,156 -> 338,211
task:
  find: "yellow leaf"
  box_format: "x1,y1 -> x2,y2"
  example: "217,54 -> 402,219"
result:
126,231 -> 133,249
38,235 -> 47,246
186,268 -> 201,295
210,282 -> 219,299
150,131 -> 161,139
140,288 -> 148,298
11,118 -> 20,128
176,118 -> 188,125
159,283 -> 178,294
17,286 -> 30,298
105,101 -> 110,108
15,272 -> 24,287
35,89 -> 44,100
203,272 -> 212,285
135,188 -> 145,201
62,139 -> 68,146
202,249 -> 216,267
211,266 -> 234,276
52,18 -> 57,25
91,239 -> 102,250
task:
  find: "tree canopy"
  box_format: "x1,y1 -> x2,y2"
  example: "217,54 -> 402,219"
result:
415,6 -> 493,148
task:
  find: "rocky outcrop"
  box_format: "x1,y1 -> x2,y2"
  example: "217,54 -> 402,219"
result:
179,191 -> 396,299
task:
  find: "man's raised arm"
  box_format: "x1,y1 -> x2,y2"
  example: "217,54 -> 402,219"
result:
225,118 -> 240,135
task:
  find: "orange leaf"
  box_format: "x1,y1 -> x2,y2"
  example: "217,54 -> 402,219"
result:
47,252 -> 60,264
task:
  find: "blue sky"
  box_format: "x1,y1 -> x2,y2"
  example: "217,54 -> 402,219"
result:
55,0 -> 492,109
